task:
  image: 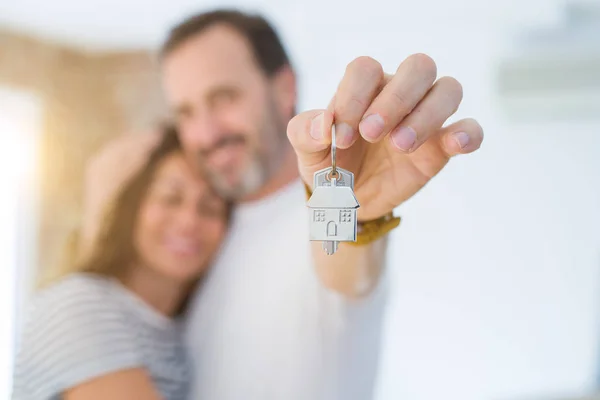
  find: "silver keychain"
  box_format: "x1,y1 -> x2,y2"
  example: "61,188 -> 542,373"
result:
307,125 -> 360,255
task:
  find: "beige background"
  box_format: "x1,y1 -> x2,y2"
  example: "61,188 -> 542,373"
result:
0,28 -> 165,277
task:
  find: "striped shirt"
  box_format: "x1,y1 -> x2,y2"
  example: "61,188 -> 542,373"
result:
11,273 -> 190,400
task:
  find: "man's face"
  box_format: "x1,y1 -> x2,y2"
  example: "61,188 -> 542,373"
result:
161,24 -> 293,201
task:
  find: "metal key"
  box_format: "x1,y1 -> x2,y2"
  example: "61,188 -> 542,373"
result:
306,126 -> 360,255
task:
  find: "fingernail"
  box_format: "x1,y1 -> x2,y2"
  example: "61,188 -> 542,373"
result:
359,114 -> 385,141
310,112 -> 324,141
335,122 -> 354,147
453,131 -> 470,149
391,126 -> 417,152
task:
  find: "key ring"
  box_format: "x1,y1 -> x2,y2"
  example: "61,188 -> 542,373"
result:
330,124 -> 337,179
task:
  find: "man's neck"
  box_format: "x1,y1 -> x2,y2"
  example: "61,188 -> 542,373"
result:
241,145 -> 299,203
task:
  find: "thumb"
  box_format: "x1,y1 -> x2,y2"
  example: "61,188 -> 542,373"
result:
287,109 -> 334,172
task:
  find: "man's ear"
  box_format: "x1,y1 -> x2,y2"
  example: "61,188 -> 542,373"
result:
272,65 -> 297,119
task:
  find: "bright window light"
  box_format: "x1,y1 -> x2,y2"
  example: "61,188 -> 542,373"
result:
0,87 -> 41,399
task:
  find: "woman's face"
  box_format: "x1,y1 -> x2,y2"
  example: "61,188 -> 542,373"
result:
133,151 -> 227,283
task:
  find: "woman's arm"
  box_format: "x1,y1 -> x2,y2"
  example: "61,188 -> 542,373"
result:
12,276 -> 161,400
64,368 -> 163,400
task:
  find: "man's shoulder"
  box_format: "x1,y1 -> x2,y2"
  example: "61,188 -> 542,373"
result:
252,178 -> 305,209
229,178 -> 307,227
276,178 -> 305,199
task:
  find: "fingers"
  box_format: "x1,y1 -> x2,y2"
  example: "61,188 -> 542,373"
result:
438,118 -> 484,156
330,57 -> 384,149
316,54 -> 478,159
358,53 -> 438,143
287,109 -> 334,169
387,76 -> 463,153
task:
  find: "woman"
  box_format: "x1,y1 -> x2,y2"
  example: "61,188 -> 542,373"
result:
12,125 -> 229,400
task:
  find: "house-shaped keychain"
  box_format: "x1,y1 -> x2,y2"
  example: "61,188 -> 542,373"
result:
307,182 -> 359,243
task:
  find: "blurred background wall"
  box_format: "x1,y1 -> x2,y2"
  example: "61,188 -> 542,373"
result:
0,0 -> 599,399
0,29 -> 164,274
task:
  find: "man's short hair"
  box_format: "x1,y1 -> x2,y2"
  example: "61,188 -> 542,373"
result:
160,9 -> 292,77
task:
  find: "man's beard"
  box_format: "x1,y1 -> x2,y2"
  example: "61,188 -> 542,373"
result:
198,114 -> 287,201
203,146 -> 269,200
196,96 -> 290,201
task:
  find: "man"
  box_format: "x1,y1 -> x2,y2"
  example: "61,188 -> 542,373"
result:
159,9 -> 483,400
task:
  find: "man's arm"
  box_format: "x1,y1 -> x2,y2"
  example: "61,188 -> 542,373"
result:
312,236 -> 388,298
288,55 -> 482,295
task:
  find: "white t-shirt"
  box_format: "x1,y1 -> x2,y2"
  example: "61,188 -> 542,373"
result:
184,178 -> 389,400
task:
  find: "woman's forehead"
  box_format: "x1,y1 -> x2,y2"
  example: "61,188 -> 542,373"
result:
153,152 -> 218,197
155,153 -> 203,184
